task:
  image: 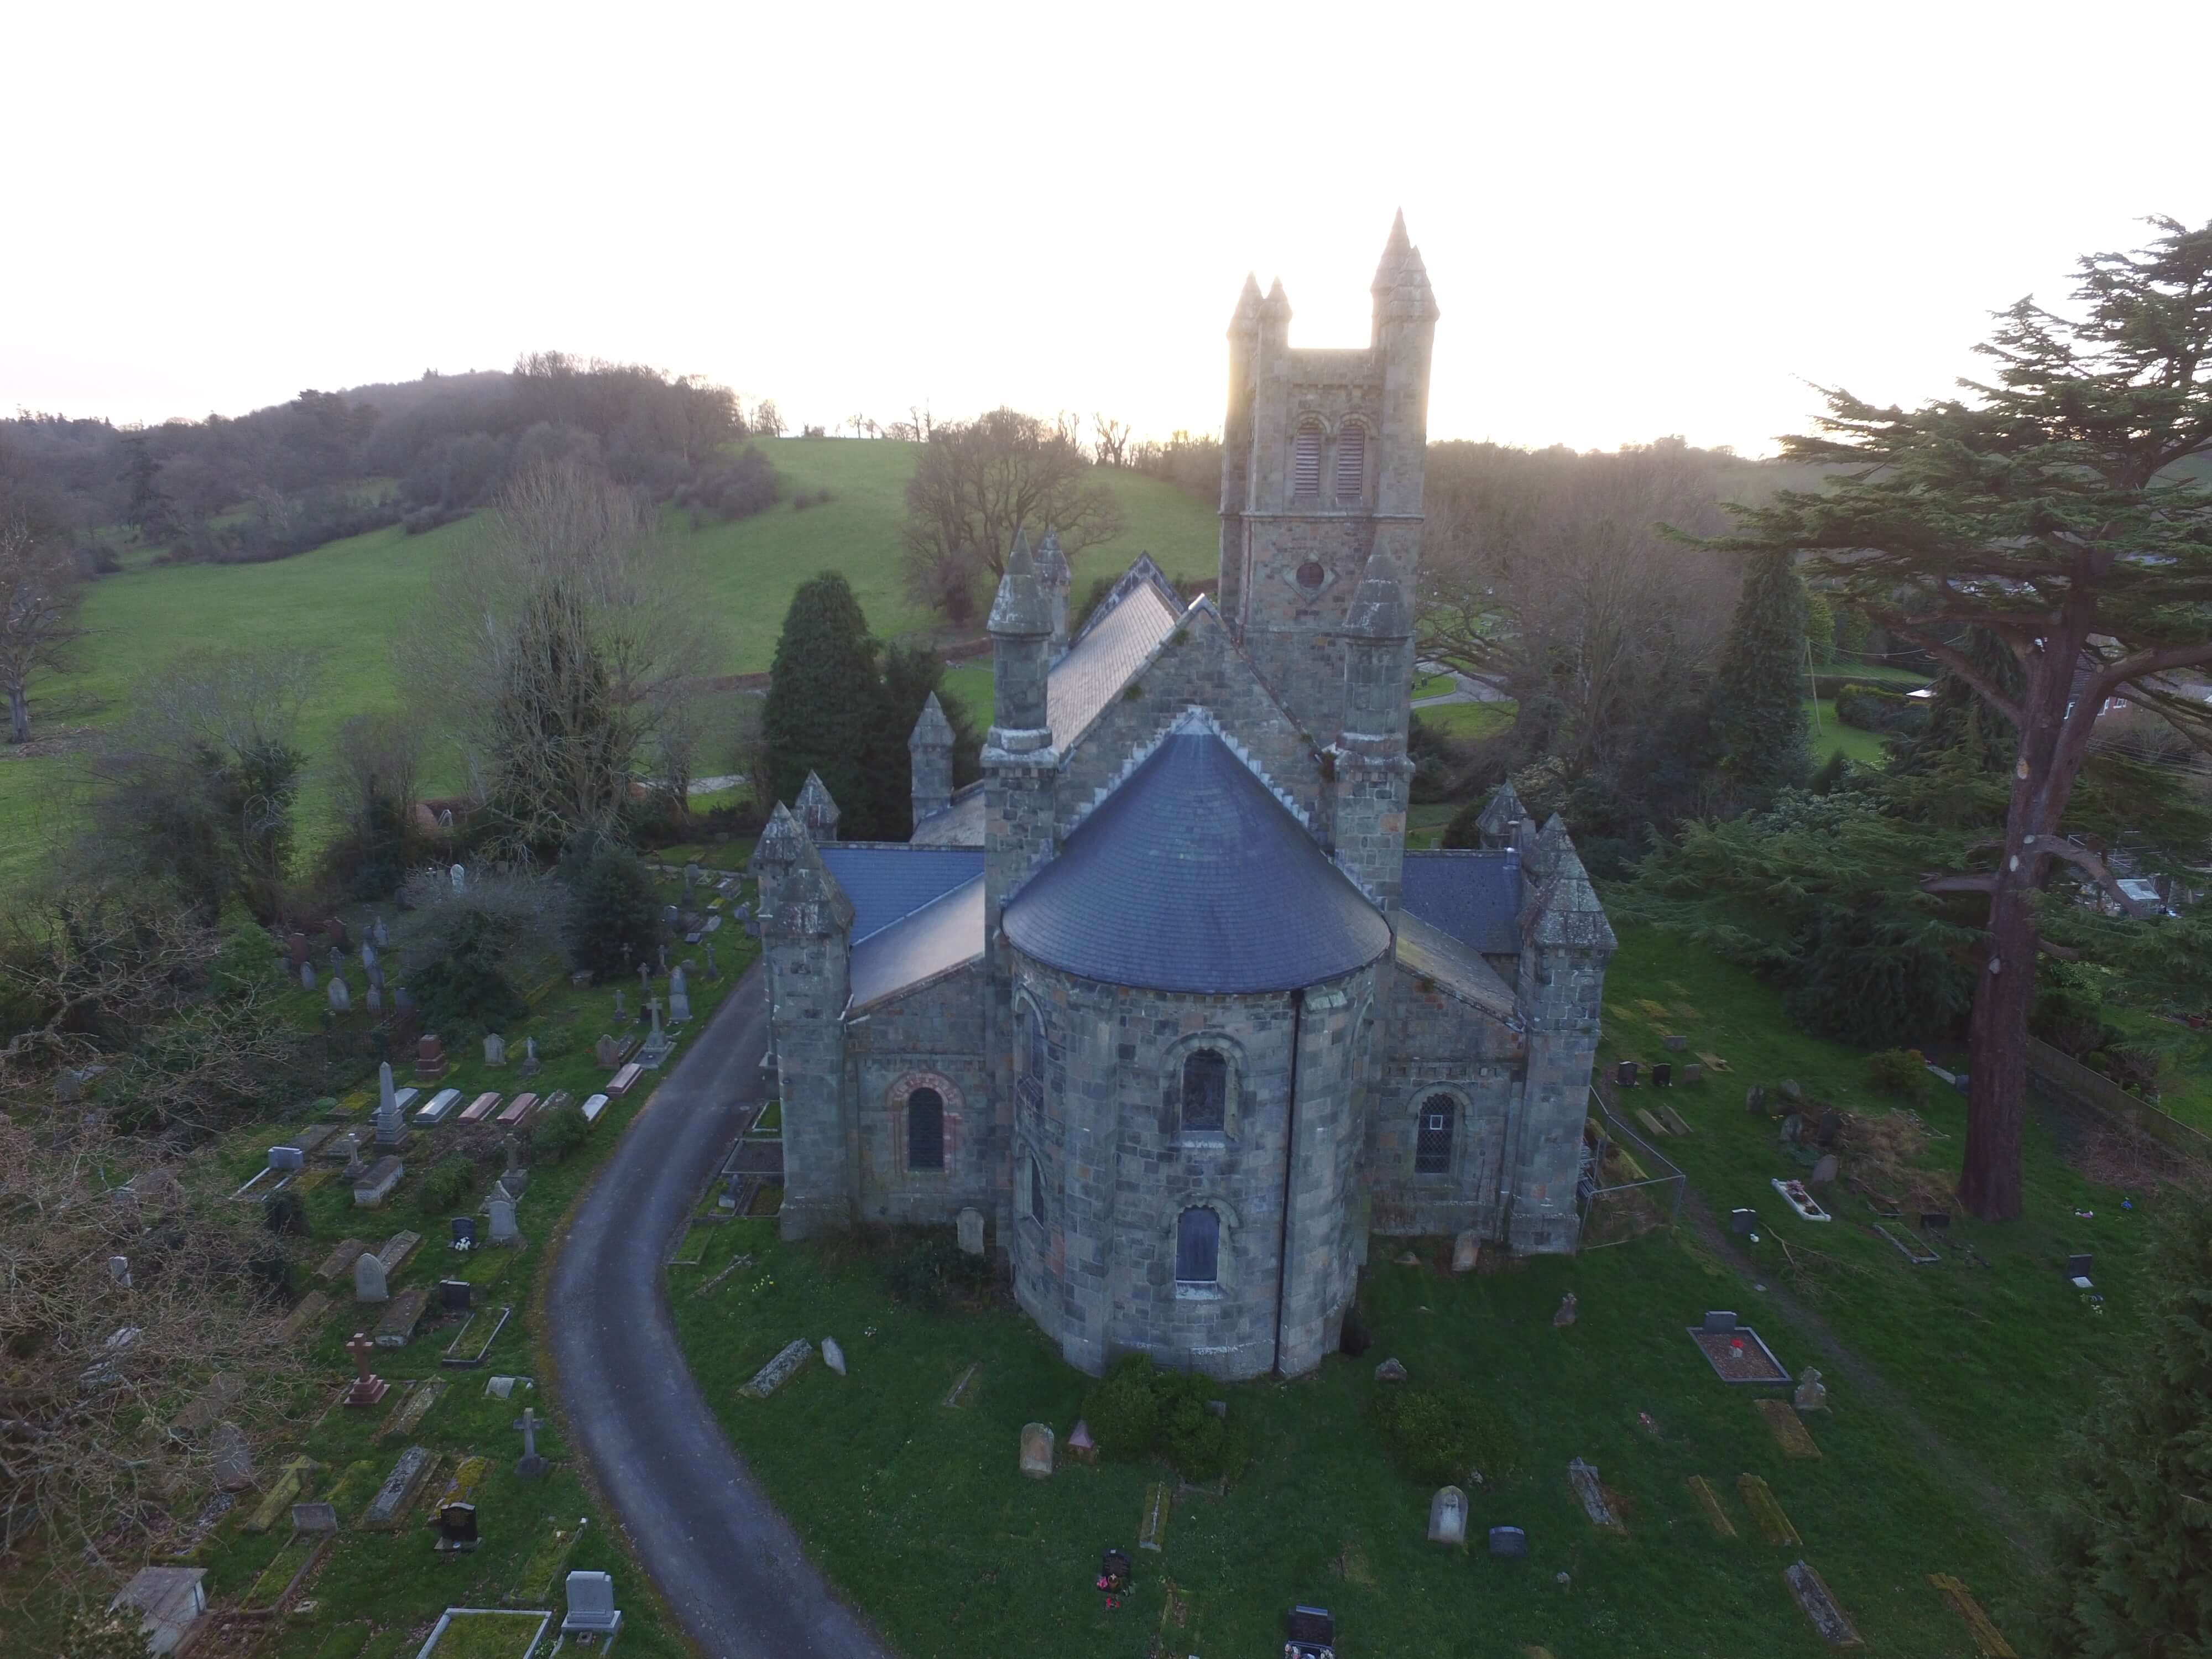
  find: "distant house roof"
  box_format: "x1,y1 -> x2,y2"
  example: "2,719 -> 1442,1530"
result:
817,844 -> 983,943
1048,578 -> 1182,752
849,874 -> 985,1009
1004,732 -> 1390,993
910,781 -> 985,847
1401,850 -> 1523,955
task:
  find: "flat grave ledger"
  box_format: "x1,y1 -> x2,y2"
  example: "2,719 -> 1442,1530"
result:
1567,1457 -> 1626,1535
353,1157 -> 405,1208
1784,1560 -> 1861,1646
1928,1573 -> 2017,1658
276,1292 -> 331,1343
742,1339 -> 813,1399
381,1379 -> 447,1442
378,1230 -> 424,1272
1738,1474 -> 1802,1545
363,1447 -> 435,1529
375,1287 -> 429,1347
1757,1398 -> 1823,1459
460,1093 -> 502,1123
607,1063 -> 643,1097
581,1093 -> 611,1125
1687,1477 -> 1736,1537
291,1501 -> 339,1534
317,1239 -> 369,1281
1688,1323 -> 1790,1384
416,1088 -> 463,1125
496,1093 -> 540,1126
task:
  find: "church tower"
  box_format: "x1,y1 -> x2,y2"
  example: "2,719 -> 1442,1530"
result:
1218,213 -> 1439,748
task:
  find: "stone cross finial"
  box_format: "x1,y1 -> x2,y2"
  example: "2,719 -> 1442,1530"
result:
347,1332 -> 376,1381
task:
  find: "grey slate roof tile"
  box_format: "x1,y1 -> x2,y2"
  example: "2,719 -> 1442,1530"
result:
848,874 -> 985,1009
1047,581 -> 1181,752
1401,850 -> 1523,954
817,844 -> 984,943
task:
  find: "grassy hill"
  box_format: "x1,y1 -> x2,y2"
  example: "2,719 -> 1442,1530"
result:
0,441 -> 1218,883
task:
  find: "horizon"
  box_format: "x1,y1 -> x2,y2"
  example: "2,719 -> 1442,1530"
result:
10,3 -> 2212,455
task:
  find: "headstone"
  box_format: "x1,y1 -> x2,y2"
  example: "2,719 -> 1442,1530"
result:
450,863 -> 466,892
1683,1062 -> 1705,1085
451,1216 -> 477,1249
1451,1229 -> 1480,1273
435,1500 -> 478,1551
514,1406 -> 549,1479
1778,1078 -> 1804,1104
669,967 -> 691,1022
1663,1033 -> 1688,1050
414,1034 -> 447,1081
1919,1211 -> 1950,1235
595,1034 -> 623,1068
300,962 -> 317,991
488,1197 -> 519,1246
562,1571 -> 622,1637
344,1332 -> 389,1408
1809,1153 -> 1839,1186
1374,1356 -> 1408,1383
1702,1310 -> 1738,1333
366,984 -> 382,1013
327,917 -> 348,950
956,1207 -> 985,1257
1553,1292 -> 1578,1327
1745,1083 -> 1768,1116
1019,1422 -> 1055,1478
361,940 -> 376,969
211,1420 -> 253,1490
1615,1059 -> 1637,1088
483,1034 -> 507,1067
288,933 -> 312,968
2067,1251 -> 2094,1282
519,1037 -> 539,1077
1817,1108 -> 1843,1149
374,1063 -> 403,1146
394,985 -> 413,1010
1488,1525 -> 1528,1558
373,914 -> 389,947
1427,1485 -> 1469,1546
268,1145 -> 305,1172
291,1501 -> 338,1533
440,1279 -> 472,1313
1651,1061 -> 1672,1088
1729,1208 -> 1756,1235
659,943 -> 670,973
328,977 -> 351,1013
330,944 -> 343,969
822,1337 -> 847,1376
353,1253 -> 389,1302
484,1375 -> 524,1400
108,1254 -> 133,1287
1793,1366 -> 1828,1412
614,989 -> 627,1020
1067,1420 -> 1096,1463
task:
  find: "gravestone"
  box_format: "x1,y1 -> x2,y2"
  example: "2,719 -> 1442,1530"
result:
268,1145 -> 305,1172
361,940 -> 376,969
108,1254 -> 132,1287
1488,1525 -> 1528,1558
435,1501 -> 478,1552
1919,1211 -> 1950,1235
394,986 -> 413,1010
614,990 -> 627,1020
1729,1208 -> 1756,1235
1553,1292 -> 1578,1327
288,933 -> 312,968
344,1332 -> 389,1408
669,967 -> 690,1023
488,1197 -> 519,1246
562,1571 -> 622,1638
484,1034 -> 507,1067
1817,1108 -> 1843,1149
514,1406 -> 549,1479
451,1216 -> 477,1249
291,1501 -> 338,1533
2067,1252 -> 2094,1284
1745,1084 -> 1768,1116
741,1339 -> 812,1398
1614,1060 -> 1638,1088
1452,1229 -> 1480,1273
595,1035 -> 623,1068
1374,1357 -> 1408,1383
450,863 -> 466,892
1663,1033 -> 1688,1050
374,1063 -> 404,1147
211,1420 -> 253,1490
373,914 -> 389,947
1652,1062 -> 1672,1088
1683,1062 -> 1705,1085
300,962 -> 317,991
414,1034 -> 447,1082
1809,1153 -> 1839,1186
440,1279 -> 472,1313
519,1037 -> 539,1078
1793,1366 -> 1828,1412
1702,1310 -> 1738,1333
328,977 -> 351,1013
956,1207 -> 985,1257
352,1157 -> 404,1208
1019,1422 -> 1055,1478
1567,1457 -> 1626,1533
366,984 -> 382,1013
353,1253 -> 389,1303
821,1337 -> 847,1376
1427,1485 -> 1468,1546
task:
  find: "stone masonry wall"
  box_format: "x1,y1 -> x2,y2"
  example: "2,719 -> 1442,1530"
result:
848,964 -> 993,1227
1369,965 -> 1525,1240
1510,943 -> 1608,1253
768,928 -> 852,1241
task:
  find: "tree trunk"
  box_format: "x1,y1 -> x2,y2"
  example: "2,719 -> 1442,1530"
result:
7,680 -> 28,745
1957,875 -> 2036,1219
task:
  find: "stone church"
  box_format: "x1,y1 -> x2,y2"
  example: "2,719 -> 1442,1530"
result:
753,216 -> 1614,1381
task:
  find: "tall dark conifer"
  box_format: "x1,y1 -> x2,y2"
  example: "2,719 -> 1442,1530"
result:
763,572 -> 891,831
1712,549 -> 1811,800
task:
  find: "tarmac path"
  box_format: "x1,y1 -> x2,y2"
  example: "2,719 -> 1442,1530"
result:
546,964 -> 894,1659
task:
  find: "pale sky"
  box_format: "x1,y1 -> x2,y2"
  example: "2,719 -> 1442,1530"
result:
9,1 -> 2211,456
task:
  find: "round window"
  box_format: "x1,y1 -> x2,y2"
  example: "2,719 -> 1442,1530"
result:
1296,560 -> 1326,592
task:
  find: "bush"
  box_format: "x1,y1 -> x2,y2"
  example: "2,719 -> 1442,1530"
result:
878,1229 -> 994,1313
562,845 -> 661,982
1835,682 -> 1930,736
531,1100 -> 590,1163
1079,1356 -> 1251,1482
1371,1386 -> 1520,1489
1865,1047 -> 1929,1101
421,1154 -> 476,1209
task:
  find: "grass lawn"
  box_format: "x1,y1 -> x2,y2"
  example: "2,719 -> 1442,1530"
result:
1804,700 -> 1888,768
660,926 -> 2133,1658
20,872 -> 763,1659
1414,698 -> 1517,740
2100,1005 -> 2212,1133
1410,671 -> 1457,700
0,441 -> 1217,886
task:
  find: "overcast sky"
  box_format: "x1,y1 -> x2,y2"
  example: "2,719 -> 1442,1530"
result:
9,2 -> 2210,455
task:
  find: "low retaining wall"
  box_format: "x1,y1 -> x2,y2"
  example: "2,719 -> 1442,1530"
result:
2026,1037 -> 2212,1160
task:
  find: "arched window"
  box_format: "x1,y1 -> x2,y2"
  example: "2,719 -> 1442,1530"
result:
1027,1154 -> 1047,1224
1292,420 -> 1324,497
906,1087 -> 944,1171
1176,1206 -> 1221,1284
1016,1000 -> 1046,1112
1334,422 -> 1366,502
1415,1093 -> 1456,1175
1181,1049 -> 1228,1133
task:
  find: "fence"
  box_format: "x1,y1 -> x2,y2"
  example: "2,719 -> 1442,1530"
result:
1578,1083 -> 1687,1248
2026,1037 -> 2212,1162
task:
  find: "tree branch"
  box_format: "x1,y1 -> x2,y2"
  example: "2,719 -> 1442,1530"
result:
1870,612 -> 2026,727
2089,639 -> 2212,701
2024,832 -> 2154,916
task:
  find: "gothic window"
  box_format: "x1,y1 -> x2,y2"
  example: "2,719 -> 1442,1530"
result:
1016,1000 -> 1045,1113
1415,1093 -> 1457,1175
906,1087 -> 944,1171
1181,1049 -> 1228,1133
1292,420 -> 1324,497
1334,422 -> 1367,502
1027,1154 -> 1047,1224
1175,1206 -> 1221,1284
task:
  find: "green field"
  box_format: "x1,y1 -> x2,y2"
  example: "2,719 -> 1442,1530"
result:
1805,700 -> 1888,768
0,442 -> 1218,882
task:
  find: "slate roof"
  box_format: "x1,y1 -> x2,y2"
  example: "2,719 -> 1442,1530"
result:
1400,850 -> 1524,955
817,844 -> 983,943
909,782 -> 985,847
1047,579 -> 1182,752
1394,910 -> 1517,1020
849,874 -> 985,1009
1003,732 -> 1390,993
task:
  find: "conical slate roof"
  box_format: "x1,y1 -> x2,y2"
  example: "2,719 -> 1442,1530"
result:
1003,732 -> 1390,994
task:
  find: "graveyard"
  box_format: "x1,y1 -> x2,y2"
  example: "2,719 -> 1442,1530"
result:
656,925 -> 2154,1659
86,855 -> 763,1659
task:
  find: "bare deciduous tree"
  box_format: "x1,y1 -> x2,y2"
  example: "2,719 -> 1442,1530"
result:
397,463 -> 723,857
1092,415 -> 1131,468
899,408 -> 1124,624
0,514 -> 87,745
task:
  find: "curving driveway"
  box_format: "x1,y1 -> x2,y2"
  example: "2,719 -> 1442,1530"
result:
547,966 -> 893,1659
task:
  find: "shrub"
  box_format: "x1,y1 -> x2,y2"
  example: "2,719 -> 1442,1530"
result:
1371,1386 -> 1520,1489
1078,1357 -> 1251,1481
531,1100 -> 589,1163
1865,1047 -> 1929,1100
1834,682 -> 1930,735
421,1154 -> 476,1209
1082,1354 -> 1164,1461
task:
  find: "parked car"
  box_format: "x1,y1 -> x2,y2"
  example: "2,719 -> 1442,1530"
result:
1285,1604 -> 1337,1659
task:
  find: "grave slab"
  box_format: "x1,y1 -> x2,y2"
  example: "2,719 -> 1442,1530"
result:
242,1457 -> 317,1533
275,1291 -> 331,1343
1566,1457 -> 1625,1534
316,1239 -> 369,1282
1783,1560 -> 1861,1645
1687,1476 -> 1736,1537
362,1446 -> 434,1529
740,1338 -> 813,1399
378,1230 -> 424,1272
374,1287 -> 429,1347
380,1379 -> 447,1442
460,1092 -> 502,1123
1928,1573 -> 2017,1658
1756,1398 -> 1823,1459
352,1157 -> 405,1208
1738,1473 -> 1801,1543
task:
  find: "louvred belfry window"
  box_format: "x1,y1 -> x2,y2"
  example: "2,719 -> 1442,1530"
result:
1335,422 -> 1366,502
1292,420 -> 1324,497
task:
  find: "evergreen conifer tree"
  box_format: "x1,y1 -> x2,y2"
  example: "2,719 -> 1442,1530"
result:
564,844 -> 660,982
1712,548 -> 1811,800
883,641 -> 983,792
2033,1192 -> 2212,1655
763,572 -> 891,829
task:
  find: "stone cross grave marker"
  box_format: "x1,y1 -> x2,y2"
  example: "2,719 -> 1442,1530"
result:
345,1332 -> 389,1408
515,1406 -> 549,1478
